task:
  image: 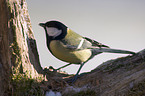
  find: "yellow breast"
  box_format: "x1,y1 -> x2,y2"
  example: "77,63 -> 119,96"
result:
49,40 -> 92,64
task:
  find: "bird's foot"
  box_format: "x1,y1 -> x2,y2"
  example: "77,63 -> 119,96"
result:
66,75 -> 78,84
67,78 -> 76,85
49,66 -> 58,72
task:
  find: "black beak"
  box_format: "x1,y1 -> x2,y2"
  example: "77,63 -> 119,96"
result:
39,23 -> 45,27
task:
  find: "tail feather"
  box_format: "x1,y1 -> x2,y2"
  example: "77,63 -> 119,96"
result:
92,48 -> 135,55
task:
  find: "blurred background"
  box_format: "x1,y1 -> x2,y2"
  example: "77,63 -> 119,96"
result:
26,0 -> 145,74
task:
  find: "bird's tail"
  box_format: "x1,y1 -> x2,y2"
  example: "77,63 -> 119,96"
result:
92,48 -> 135,55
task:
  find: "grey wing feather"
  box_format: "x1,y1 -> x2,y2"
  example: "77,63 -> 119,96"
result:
60,38 -> 92,50
60,39 -> 78,50
84,37 -> 109,48
60,37 -> 109,50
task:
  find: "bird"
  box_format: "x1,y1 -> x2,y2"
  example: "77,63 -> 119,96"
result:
39,20 -> 135,82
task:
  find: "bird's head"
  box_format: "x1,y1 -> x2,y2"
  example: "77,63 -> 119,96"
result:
39,21 -> 67,39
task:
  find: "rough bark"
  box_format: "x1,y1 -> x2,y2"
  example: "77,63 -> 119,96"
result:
0,0 -> 43,95
71,49 -> 145,96
0,0 -> 11,95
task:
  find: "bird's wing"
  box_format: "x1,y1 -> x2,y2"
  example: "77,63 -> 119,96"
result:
83,37 -> 109,48
60,28 -> 109,50
60,37 -> 109,50
60,38 -> 92,50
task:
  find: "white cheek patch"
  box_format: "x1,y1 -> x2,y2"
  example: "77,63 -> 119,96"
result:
46,27 -> 62,37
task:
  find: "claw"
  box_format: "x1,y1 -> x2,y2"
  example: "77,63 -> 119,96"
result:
49,66 -> 57,72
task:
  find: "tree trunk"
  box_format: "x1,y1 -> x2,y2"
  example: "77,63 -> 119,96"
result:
0,0 -> 145,96
0,0 -> 43,95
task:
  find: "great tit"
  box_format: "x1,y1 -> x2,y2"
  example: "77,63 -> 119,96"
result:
39,20 -> 135,82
